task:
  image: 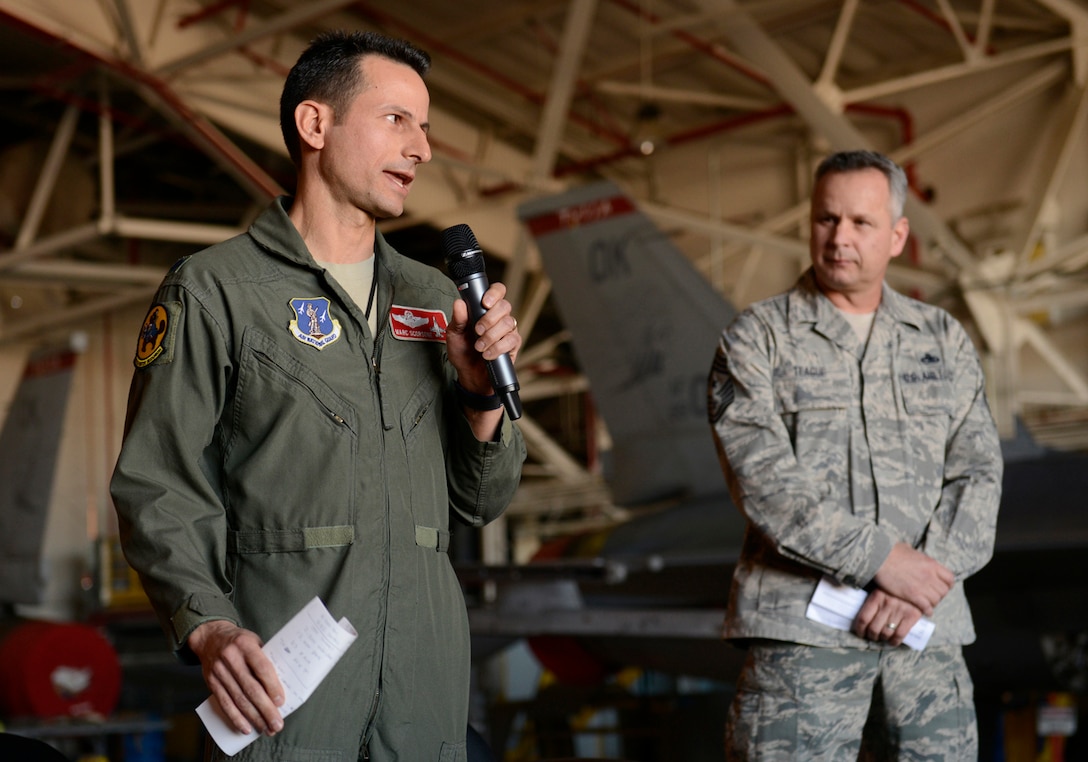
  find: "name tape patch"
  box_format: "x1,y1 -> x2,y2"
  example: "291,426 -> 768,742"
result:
389,305 -> 447,343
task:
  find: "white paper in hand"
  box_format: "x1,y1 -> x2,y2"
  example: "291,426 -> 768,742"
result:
196,596 -> 358,756
805,576 -> 935,651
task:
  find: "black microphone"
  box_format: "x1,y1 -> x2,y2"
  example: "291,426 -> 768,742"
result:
441,223 -> 523,420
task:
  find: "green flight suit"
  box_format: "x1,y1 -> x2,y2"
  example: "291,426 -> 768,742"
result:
111,198 -> 525,761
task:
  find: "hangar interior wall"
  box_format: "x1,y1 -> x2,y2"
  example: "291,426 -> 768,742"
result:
0,308 -> 139,621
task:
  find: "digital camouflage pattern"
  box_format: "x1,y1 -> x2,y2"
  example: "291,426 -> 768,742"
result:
727,643 -> 978,760
708,270 -> 1003,649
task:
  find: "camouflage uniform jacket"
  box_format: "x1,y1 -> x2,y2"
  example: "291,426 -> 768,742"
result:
708,270 -> 1002,648
111,198 -> 525,761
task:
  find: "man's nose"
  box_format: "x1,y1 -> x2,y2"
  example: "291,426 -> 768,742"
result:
408,128 -> 431,164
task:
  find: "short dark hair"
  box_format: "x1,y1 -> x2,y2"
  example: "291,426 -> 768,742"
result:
279,30 -> 431,166
815,150 -> 908,220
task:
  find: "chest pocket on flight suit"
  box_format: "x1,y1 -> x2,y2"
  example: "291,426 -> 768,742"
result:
229,326 -> 359,528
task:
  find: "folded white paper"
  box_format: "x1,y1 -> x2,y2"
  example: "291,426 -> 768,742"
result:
196,596 -> 358,756
805,576 -> 934,651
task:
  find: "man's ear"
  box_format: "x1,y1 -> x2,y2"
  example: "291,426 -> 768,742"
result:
890,215 -> 910,259
295,100 -> 331,151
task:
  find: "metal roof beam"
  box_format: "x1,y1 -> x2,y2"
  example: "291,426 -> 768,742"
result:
841,37 -> 1073,104
1013,83 -> 1088,272
698,0 -> 978,274
14,103 -> 79,251
529,0 -> 598,183
155,0 -> 359,76
1036,0 -> 1088,84
889,61 -> 1066,166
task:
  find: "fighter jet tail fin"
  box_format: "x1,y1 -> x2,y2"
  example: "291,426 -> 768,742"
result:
518,182 -> 735,506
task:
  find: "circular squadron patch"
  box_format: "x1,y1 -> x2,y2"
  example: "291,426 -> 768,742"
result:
134,302 -> 179,368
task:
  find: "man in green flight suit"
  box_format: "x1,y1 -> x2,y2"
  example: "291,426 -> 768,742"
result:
112,30 -> 525,761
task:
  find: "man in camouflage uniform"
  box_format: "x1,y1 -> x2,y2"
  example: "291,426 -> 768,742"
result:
708,150 -> 1002,760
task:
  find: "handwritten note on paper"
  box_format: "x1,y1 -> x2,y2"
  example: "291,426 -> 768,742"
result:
805,575 -> 935,651
196,596 -> 358,756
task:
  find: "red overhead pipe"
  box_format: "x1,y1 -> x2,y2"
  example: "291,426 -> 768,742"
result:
846,102 -> 919,187
555,103 -> 793,178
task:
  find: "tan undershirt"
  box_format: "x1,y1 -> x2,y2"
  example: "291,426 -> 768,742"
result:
320,258 -> 377,335
837,307 -> 876,345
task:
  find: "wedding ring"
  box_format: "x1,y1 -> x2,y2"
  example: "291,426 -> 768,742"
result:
887,622 -> 898,631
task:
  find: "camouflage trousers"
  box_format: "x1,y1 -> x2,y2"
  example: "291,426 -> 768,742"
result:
725,642 -> 977,761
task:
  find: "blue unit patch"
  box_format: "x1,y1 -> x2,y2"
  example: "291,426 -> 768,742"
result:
288,297 -> 343,350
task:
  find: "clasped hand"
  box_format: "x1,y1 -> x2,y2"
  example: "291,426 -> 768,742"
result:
852,542 -> 953,647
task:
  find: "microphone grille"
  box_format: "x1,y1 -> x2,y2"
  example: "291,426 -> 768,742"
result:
441,224 -> 485,279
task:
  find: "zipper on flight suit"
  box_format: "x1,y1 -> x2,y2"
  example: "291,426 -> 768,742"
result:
361,283 -> 392,759
359,686 -> 380,760
371,287 -> 395,432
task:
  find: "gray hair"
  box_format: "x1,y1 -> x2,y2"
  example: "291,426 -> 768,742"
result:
815,150 -> 908,220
